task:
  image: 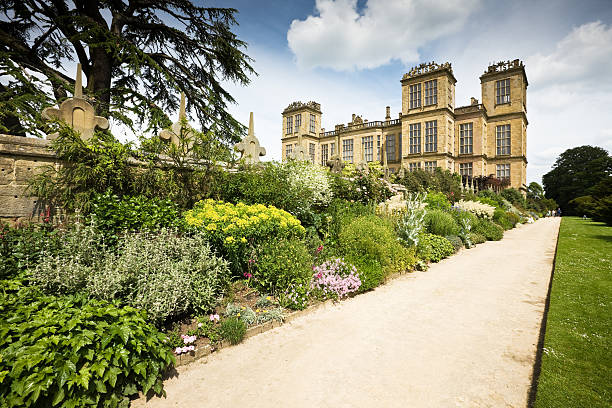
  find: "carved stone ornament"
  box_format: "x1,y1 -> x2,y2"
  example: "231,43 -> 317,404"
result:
326,155 -> 345,173
287,145 -> 308,161
42,63 -> 109,141
235,112 -> 266,165
159,92 -> 194,146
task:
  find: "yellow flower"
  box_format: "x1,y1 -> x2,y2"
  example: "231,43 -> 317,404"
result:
240,237 -> 247,243
266,296 -> 271,301
237,313 -> 241,317
206,223 -> 217,231
256,309 -> 260,313
225,236 -> 234,243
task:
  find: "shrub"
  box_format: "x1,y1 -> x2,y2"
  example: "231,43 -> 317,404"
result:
477,190 -> 506,208
285,160 -> 334,206
339,215 -> 416,285
330,170 -> 393,205
32,227 -> 230,325
90,192 -> 183,240
501,188 -> 526,208
253,238 -> 313,295
0,287 -> 174,407
506,211 -> 521,227
493,208 -> 514,230
476,196 -> 500,208
424,209 -> 459,236
469,232 -> 486,244
220,317 -> 246,345
397,168 -> 462,199
324,199 -> 375,245
444,235 -> 463,252
184,199 -> 306,275
417,233 -> 454,262
0,223 -> 60,279
311,258 -> 361,299
225,303 -> 257,326
425,191 -> 451,210
454,199 -> 495,219
473,218 -> 504,241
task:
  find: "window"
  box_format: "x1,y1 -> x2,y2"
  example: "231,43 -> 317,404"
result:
409,162 -> 421,171
377,135 -> 381,161
285,144 -> 293,157
286,116 -> 292,135
496,164 -> 510,180
459,162 -> 473,177
386,135 -> 396,162
496,79 -> 510,104
459,123 -> 473,154
496,124 -> 511,155
398,133 -> 402,159
425,120 -> 437,152
310,114 -> 316,133
294,114 -> 302,133
321,144 -> 328,166
409,123 -> 421,154
342,139 -> 354,163
309,143 -> 315,163
362,136 -> 373,162
330,142 -> 335,156
409,83 -> 421,109
424,80 -> 437,106
424,161 -> 437,172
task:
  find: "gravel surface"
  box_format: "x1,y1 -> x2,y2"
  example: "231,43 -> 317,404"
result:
134,217 -> 561,408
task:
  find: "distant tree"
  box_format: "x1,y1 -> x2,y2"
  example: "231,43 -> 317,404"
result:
542,146 -> 612,214
0,0 -> 254,141
569,178 -> 612,225
526,182 -> 544,200
501,187 -> 526,208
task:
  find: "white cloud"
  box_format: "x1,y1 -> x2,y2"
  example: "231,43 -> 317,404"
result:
287,0 -> 480,70
526,21 -> 612,90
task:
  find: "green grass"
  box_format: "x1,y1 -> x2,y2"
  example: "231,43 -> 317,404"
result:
534,217 -> 612,408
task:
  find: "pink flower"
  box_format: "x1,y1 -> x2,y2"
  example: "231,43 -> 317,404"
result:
244,272 -> 253,278
316,245 -> 323,254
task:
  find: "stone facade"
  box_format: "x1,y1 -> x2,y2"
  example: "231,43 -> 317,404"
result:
281,60 -> 528,189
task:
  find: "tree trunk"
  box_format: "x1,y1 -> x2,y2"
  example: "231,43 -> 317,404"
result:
89,47 -> 112,117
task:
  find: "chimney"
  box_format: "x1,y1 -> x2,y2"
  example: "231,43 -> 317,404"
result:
385,106 -> 391,120
351,113 -> 356,123
470,97 -> 479,106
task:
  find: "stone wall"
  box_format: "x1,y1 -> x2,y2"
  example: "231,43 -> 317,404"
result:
0,134 -> 58,223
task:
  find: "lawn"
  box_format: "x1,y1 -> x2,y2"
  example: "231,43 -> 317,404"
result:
534,217 -> 611,408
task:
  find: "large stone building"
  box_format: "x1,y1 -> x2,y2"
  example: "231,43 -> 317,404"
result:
281,60 -> 528,189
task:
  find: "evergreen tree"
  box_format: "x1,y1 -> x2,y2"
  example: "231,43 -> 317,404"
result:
0,0 -> 254,141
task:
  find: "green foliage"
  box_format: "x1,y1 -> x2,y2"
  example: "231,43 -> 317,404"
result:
444,235 -> 463,252
543,145 -> 612,214
330,171 -> 393,205
339,215 -> 416,289
2,1 -> 254,141
0,287 -> 174,407
184,199 -> 305,276
32,226 -> 230,325
323,199 -> 375,246
425,191 -> 451,210
493,208 -> 515,230
477,190 -> 506,208
416,233 -> 454,263
469,232 -> 486,245
424,209 -> 460,236
90,192 -> 183,240
220,317 -> 247,345
0,223 -> 60,279
253,238 -> 313,295
534,218 -> 611,408
569,178 -> 612,225
472,218 -> 504,241
500,188 -> 526,208
397,168 -> 462,199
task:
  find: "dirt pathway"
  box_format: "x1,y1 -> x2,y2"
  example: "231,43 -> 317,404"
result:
135,218 -> 561,408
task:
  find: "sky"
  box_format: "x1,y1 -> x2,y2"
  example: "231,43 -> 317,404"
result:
185,0 -> 612,185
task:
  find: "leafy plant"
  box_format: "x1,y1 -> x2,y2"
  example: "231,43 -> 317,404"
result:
0,223 -> 60,280
253,238 -> 313,295
424,209 -> 459,236
469,232 -> 486,245
280,281 -> 311,310
416,233 -> 454,262
220,317 -> 246,345
444,235 -> 463,252
396,192 -> 426,247
493,208 -> 515,230
425,191 -> 451,210
472,218 -> 504,241
0,287 -> 174,407
32,227 -> 230,325
225,303 -> 257,326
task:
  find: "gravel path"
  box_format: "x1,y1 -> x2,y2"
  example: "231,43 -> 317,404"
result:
135,218 -> 561,408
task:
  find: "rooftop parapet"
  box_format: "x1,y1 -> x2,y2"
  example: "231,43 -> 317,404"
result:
480,59 -> 528,85
402,61 -> 454,82
283,101 -> 321,114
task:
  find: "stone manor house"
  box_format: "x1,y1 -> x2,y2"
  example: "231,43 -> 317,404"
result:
281,60 -> 528,190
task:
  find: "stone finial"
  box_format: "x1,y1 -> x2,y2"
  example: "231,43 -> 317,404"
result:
470,97 -> 479,106
42,63 -> 109,141
355,149 -> 369,174
326,155 -> 344,173
385,106 -> 391,121
235,112 -> 266,165
159,92 -> 194,146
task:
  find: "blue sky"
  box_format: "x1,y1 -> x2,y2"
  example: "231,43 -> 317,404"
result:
188,0 -> 612,184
